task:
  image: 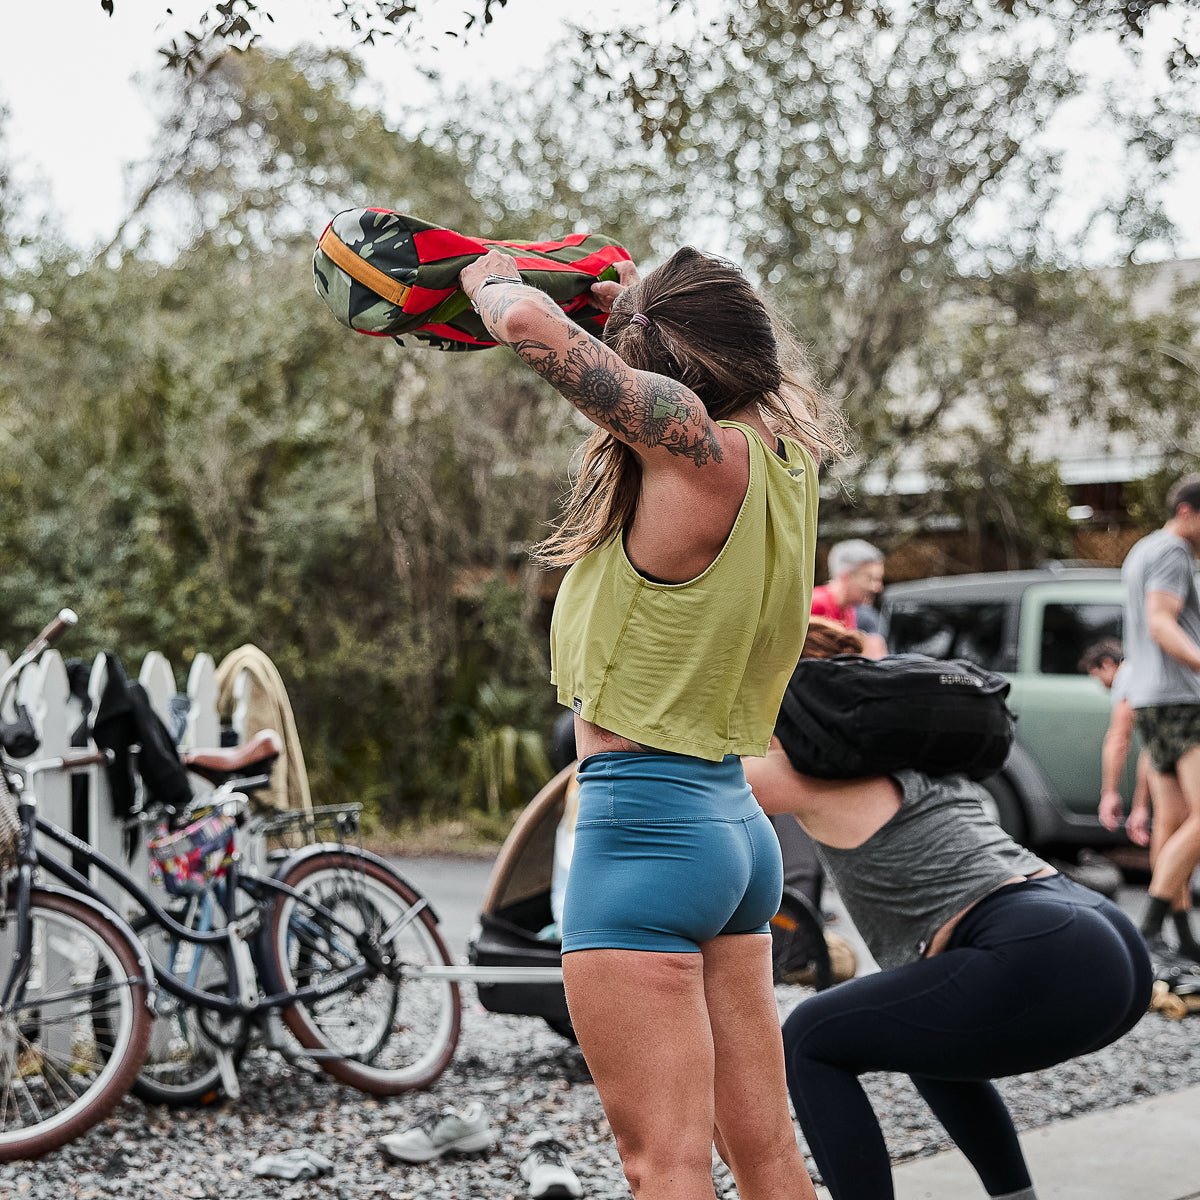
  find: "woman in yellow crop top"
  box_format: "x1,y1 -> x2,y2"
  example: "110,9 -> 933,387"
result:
460,246 -> 844,1200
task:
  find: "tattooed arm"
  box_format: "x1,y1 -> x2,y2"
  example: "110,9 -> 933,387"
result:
460,250 -> 724,469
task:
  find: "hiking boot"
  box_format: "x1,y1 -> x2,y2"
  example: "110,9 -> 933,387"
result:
520,1133 -> 583,1199
379,1102 -> 494,1163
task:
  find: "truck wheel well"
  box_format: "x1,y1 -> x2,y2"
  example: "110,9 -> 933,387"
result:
979,775 -> 1029,846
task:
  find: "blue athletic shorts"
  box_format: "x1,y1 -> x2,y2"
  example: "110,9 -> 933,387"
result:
560,752 -> 784,954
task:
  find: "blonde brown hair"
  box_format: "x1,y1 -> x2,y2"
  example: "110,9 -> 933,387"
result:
801,617 -> 865,660
533,247 -> 847,567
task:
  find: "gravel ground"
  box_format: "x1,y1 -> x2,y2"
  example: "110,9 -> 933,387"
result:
2,981 -> 1197,1200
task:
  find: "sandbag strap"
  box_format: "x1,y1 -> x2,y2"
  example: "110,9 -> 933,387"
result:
318,225 -> 413,307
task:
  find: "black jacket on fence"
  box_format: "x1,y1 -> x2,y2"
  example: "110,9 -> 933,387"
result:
66,653 -> 192,819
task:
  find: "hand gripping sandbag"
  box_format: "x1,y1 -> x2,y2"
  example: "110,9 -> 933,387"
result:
775,653 -> 1017,781
313,208 -> 632,351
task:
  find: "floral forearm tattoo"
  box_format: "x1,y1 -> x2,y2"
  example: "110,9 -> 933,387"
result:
477,283 -> 723,467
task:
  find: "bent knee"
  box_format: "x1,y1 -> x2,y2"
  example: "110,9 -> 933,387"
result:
781,1000 -> 849,1080
1167,815 -> 1200,844
782,999 -> 824,1052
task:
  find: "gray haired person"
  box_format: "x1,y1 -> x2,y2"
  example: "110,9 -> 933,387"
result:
811,539 -> 886,656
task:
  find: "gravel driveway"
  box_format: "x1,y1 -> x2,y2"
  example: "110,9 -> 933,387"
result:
2,980 -> 1197,1200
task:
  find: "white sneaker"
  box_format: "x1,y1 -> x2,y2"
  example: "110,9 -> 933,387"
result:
519,1133 -> 583,1199
379,1102 -> 495,1163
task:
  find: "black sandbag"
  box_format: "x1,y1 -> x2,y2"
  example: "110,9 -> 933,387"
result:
775,653 -> 1016,780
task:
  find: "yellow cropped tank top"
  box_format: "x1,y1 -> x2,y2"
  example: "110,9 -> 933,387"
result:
549,420 -> 818,760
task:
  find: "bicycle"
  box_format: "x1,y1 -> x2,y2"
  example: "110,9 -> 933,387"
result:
0,610 -> 156,1161
124,774 -> 462,1108
1,612 -> 464,1159
73,751 -> 461,1110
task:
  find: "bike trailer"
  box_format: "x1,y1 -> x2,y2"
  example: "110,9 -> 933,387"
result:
468,764 -> 576,1035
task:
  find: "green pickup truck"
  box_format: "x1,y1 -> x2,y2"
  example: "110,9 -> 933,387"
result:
880,567 -> 1138,851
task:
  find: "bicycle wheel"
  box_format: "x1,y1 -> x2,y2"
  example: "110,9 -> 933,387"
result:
123,910 -> 251,1107
292,882 -> 400,1062
263,852 -> 460,1094
0,889 -> 151,1161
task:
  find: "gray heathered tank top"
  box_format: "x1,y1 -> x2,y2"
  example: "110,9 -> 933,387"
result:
813,770 -> 1049,970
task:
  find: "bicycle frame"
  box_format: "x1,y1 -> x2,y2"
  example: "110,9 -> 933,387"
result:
24,799 -> 426,1019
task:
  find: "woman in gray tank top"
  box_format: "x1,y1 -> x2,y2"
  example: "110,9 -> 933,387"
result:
744,621 -> 1153,1200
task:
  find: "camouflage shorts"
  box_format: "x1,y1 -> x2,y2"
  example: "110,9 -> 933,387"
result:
1135,704 -> 1200,772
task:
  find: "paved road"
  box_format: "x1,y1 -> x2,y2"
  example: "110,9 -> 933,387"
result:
387,853 -> 498,959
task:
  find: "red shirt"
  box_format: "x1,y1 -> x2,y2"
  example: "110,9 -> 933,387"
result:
810,585 -> 857,628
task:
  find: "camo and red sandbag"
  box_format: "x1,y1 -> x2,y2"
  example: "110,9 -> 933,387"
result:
314,208 -> 632,351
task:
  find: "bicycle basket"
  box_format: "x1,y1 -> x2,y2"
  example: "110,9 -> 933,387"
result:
148,808 -> 237,896
0,769 -> 19,872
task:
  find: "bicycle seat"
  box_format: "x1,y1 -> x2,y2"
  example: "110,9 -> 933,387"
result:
183,728 -> 284,785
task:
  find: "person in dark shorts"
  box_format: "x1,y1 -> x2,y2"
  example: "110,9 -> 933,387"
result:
744,623 -> 1153,1200
1121,473 -> 1200,959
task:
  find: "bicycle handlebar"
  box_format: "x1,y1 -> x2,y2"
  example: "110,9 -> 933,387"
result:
22,749 -> 111,777
24,609 -> 78,657
1,608 -> 79,717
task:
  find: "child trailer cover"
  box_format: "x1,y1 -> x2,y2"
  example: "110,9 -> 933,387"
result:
314,208 -> 632,351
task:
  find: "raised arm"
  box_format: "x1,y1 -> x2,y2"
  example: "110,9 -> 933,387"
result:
460,250 -> 726,470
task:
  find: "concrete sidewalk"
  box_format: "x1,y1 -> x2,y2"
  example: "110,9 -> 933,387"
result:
815,1084 -> 1200,1200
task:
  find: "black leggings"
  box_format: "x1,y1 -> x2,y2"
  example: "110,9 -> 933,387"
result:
782,874 -> 1153,1200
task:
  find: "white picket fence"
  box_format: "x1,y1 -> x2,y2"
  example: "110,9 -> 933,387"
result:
0,647 -> 248,919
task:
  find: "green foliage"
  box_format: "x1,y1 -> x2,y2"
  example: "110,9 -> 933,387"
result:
457,679 -> 554,814
0,47 -> 572,822
112,47 -> 486,255
556,1 -> 1200,563
100,1 -> 511,77
93,1 -> 1199,80
1124,456 -> 1200,525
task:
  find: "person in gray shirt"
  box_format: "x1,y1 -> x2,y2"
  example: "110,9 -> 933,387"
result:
1122,473 -> 1200,958
745,622 -> 1151,1200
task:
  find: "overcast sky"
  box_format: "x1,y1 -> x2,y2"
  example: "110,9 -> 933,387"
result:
2,1 -> 1198,260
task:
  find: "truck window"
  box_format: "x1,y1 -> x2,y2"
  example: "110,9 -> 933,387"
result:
884,602 -> 1012,671
1039,602 -> 1123,675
